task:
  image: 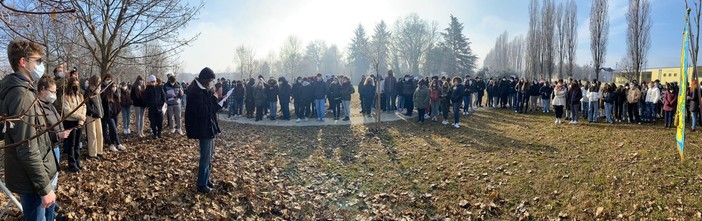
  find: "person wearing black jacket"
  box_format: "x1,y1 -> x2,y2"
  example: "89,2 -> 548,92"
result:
144,75 -> 166,139
101,77 -> 124,151
130,76 -> 147,137
278,77 -> 292,120
360,77 -> 376,116
402,76 -> 416,116
475,77 -> 486,107
529,81 -> 541,112
396,77 -> 405,113
245,78 -> 255,118
328,77 -> 342,120
292,77 -> 307,122
539,82 -> 553,113
266,79 -> 279,120
312,74 -> 328,121
567,81 -> 583,124
499,77 -> 510,108
450,77 -> 464,128
185,67 -> 221,194
358,75 -> 366,113
340,76 -> 355,121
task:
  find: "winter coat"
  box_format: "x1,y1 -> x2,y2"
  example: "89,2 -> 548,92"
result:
413,85 -> 430,109
266,84 -> 279,103
587,90 -> 601,102
63,91 -> 87,125
312,80 -> 327,100
253,85 -> 267,107
627,87 -> 641,104
530,83 -> 541,96
144,84 -> 166,112
450,83 -> 465,103
360,83 -> 376,99
340,82 -> 355,100
233,84 -> 246,99
0,74 -> 57,196
130,85 -> 146,107
476,80 -> 486,95
464,79 -> 475,96
568,86 -> 583,105
245,81 -> 255,104
552,87 -> 567,106
580,87 -> 589,102
402,79 -> 416,96
603,91 -> 616,104
38,99 -> 65,146
540,85 -> 552,100
164,81 -> 184,106
327,83 -> 342,102
101,89 -> 121,119
84,86 -> 104,118
120,87 -> 132,108
687,87 -> 702,112
663,91 -> 677,112
185,80 -> 221,139
645,87 -> 661,103
429,84 -> 442,102
278,82 -> 291,104
384,75 -> 397,94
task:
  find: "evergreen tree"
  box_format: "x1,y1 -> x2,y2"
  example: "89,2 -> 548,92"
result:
369,21 -> 391,78
439,15 -> 477,75
348,24 -> 371,82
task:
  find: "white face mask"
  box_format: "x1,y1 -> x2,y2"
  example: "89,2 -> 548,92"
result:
56,72 -> 65,78
208,80 -> 216,89
28,62 -> 45,80
44,91 -> 57,104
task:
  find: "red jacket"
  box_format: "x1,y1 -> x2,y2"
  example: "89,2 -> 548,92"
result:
663,91 -> 677,112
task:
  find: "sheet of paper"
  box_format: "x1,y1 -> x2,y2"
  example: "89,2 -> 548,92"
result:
217,88 -> 235,107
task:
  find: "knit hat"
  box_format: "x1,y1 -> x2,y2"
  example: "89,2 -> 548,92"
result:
148,75 -> 157,82
199,67 -> 215,79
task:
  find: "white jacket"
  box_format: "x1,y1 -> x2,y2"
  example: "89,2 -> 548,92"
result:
587,90 -> 601,102
580,86 -> 589,102
552,87 -> 567,106
645,87 -> 660,103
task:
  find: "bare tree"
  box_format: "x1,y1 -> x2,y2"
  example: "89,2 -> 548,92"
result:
626,0 -> 652,83
71,0 -> 202,77
555,2 -> 566,79
235,45 -> 255,79
364,20 -> 391,123
392,13 -> 438,77
280,35 -> 303,80
564,0 -> 578,78
590,0 -> 609,81
526,0 -> 542,80
541,0 -> 556,81
616,57 -> 635,81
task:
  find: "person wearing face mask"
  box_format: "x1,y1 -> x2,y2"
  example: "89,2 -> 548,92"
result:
101,77 -> 126,151
0,40 -> 59,220
84,75 -> 106,160
312,73 -> 328,121
130,76 -> 146,137
662,83 -> 677,128
119,82 -> 132,135
185,67 -> 222,194
144,75 -> 166,139
62,77 -> 86,173
52,65 -> 66,112
164,75 -> 184,135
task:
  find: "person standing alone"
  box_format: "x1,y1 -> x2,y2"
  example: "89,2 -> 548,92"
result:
185,67 -> 221,193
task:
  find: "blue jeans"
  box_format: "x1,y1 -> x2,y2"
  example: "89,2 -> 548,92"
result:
197,138 -> 214,188
692,112 -> 699,130
542,99 -> 550,112
397,95 -> 405,111
604,102 -> 613,123
315,99 -> 326,120
453,102 -> 461,124
342,100 -> 351,117
20,193 -> 55,221
121,106 -> 131,132
385,92 -> 397,111
135,107 -> 145,134
581,101 -> 589,118
463,95 -> 472,113
268,101 -> 277,120
645,102 -> 656,122
665,111 -> 675,126
280,100 -> 290,120
588,101 -> 599,122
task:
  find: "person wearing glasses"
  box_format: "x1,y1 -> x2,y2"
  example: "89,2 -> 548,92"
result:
1,40 -> 59,220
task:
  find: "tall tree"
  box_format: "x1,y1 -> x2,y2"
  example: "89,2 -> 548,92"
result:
348,24 -> 371,82
541,0 -> 556,81
626,0 -> 652,83
526,0 -> 542,80
71,0 -> 202,77
564,0 -> 578,78
301,40 -> 327,75
555,2 -> 566,79
590,0 -> 609,81
393,13 -> 438,77
438,15 -> 477,76
686,0 -> 701,80
235,45 -> 255,79
280,35 -> 303,80
368,20 -> 391,78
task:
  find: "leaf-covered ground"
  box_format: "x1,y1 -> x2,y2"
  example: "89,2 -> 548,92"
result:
2,107 -> 702,220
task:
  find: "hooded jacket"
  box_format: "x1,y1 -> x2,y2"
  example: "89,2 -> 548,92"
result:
0,74 -> 58,196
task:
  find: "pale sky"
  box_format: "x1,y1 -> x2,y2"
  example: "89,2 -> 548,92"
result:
179,0 -> 685,74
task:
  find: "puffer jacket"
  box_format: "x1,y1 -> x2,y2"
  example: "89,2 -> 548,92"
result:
413,85 -> 430,109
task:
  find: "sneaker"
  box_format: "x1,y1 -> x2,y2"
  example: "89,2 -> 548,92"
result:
117,144 -> 126,151
178,130 -> 184,135
342,117 -> 350,121
296,118 -> 301,123
170,129 -> 176,134
109,145 -> 118,152
555,119 -> 559,124
305,117 -> 309,122
454,123 -> 460,128
442,120 -> 449,125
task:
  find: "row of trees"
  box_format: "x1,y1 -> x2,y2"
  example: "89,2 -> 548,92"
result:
233,14 -> 477,84
0,0 -> 202,82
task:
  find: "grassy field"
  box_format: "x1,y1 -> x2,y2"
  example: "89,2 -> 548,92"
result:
2,104 -> 702,220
